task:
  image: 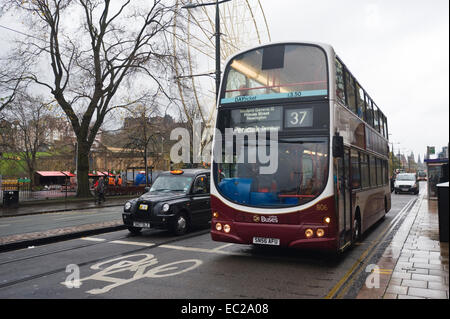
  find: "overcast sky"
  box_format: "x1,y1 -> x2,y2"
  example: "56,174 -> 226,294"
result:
259,0 -> 449,160
1,1 -> 448,161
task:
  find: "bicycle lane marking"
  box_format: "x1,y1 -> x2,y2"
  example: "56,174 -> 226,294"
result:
61,253 -> 203,295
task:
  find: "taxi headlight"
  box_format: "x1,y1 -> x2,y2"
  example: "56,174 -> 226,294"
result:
162,203 -> 170,212
124,202 -> 132,211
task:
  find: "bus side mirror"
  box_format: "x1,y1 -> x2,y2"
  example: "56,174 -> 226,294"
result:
333,135 -> 344,158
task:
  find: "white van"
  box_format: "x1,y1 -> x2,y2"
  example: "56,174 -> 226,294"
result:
394,173 -> 419,195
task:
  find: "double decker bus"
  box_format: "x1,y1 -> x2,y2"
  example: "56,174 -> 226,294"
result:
210,42 -> 391,252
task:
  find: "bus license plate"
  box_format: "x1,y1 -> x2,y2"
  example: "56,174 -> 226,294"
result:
133,222 -> 150,228
253,237 -> 280,246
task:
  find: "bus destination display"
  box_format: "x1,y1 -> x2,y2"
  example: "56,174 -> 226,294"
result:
284,108 -> 313,128
231,106 -> 282,132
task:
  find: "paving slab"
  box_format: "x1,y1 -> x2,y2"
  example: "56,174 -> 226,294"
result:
357,194 -> 449,299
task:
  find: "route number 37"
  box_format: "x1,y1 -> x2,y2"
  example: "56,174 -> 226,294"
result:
285,108 -> 313,128
289,110 -> 308,126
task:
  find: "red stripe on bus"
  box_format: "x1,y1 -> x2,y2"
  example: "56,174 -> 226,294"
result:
225,80 -> 327,93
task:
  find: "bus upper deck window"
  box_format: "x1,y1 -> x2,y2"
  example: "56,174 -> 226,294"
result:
336,59 -> 346,104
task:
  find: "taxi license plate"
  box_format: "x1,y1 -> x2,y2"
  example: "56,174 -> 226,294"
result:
139,204 -> 148,210
133,222 -> 151,228
252,237 -> 280,246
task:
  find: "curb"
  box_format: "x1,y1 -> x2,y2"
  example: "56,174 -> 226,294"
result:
0,224 -> 127,253
1,194 -> 137,206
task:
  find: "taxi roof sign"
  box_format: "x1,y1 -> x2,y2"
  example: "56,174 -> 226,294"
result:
170,170 -> 184,175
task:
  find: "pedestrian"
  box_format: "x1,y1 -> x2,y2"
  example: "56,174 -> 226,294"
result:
390,174 -> 395,193
95,176 -> 106,204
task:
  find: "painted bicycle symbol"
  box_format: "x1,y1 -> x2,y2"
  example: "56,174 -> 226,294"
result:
62,254 -> 202,295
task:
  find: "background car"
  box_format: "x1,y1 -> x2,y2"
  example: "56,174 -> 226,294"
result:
394,173 -> 419,195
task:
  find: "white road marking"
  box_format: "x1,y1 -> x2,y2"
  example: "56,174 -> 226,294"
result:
159,244 -> 245,256
62,254 -> 202,295
81,237 -> 107,242
79,237 -> 244,256
110,240 -> 155,247
211,243 -> 234,251
0,224 -> 11,227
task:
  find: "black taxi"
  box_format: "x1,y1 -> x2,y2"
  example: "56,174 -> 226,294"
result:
122,169 -> 211,235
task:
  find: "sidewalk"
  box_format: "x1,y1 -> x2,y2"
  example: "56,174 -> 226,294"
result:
0,220 -> 125,252
0,196 -> 133,217
0,196 -> 135,252
358,194 -> 449,299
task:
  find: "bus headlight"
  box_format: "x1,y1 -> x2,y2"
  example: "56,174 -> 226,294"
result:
324,217 -> 331,224
223,224 -> 231,233
215,223 -> 222,231
305,229 -> 314,238
316,229 -> 325,237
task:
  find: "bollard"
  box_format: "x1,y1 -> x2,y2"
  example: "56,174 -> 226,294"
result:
436,182 -> 449,242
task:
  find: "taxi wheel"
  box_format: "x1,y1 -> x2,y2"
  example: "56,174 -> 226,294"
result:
127,226 -> 142,235
170,212 -> 188,236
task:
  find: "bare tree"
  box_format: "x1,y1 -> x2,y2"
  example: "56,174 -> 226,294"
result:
1,0 -> 183,196
0,93 -> 55,186
0,67 -> 28,116
122,103 -> 160,186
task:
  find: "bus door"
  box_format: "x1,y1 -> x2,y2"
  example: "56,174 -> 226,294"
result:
343,148 -> 353,243
336,148 -> 353,248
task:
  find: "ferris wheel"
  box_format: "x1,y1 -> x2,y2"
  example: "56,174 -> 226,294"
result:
172,0 -> 271,127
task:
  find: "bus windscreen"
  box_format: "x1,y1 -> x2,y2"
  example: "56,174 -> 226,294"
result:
214,137 -> 329,207
221,44 -> 328,104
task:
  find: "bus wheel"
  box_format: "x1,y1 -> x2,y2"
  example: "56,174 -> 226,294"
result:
170,212 -> 188,236
353,215 -> 362,243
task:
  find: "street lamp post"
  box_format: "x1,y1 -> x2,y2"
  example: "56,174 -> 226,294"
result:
182,0 -> 232,100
